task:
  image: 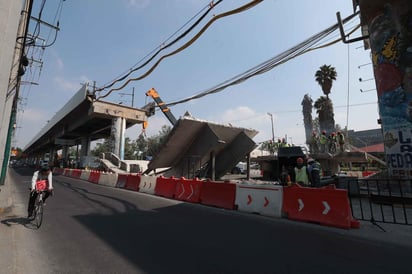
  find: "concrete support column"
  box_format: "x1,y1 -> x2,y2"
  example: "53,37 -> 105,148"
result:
80,137 -> 91,157
120,118 -> 126,161
112,117 -> 122,158
79,137 -> 91,168
49,148 -> 54,167
110,117 -> 126,160
62,145 -> 69,167
360,0 -> 412,178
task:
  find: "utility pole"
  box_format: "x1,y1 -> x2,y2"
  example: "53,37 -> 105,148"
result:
119,87 -> 135,107
267,112 -> 274,142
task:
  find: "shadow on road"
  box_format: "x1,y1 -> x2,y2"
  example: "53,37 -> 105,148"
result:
1,215 -> 40,230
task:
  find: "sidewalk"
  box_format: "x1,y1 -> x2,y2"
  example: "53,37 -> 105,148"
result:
0,173 -> 13,214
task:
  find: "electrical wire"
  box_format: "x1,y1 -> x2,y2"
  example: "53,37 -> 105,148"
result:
96,0 -> 264,100
97,0 -> 224,91
164,11 -> 361,108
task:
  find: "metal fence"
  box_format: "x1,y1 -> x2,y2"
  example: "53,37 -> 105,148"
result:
336,177 -> 412,227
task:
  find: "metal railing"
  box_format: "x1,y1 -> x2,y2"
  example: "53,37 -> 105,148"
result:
336,177 -> 412,228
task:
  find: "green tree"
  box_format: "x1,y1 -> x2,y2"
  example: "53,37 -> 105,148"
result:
146,125 -> 172,157
91,139 -> 111,157
124,137 -> 135,159
301,94 -> 313,146
314,96 -> 335,133
314,64 -> 337,133
315,64 -> 337,98
135,134 -> 149,159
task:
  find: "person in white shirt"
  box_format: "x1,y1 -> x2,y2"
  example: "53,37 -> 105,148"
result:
27,166 -> 53,218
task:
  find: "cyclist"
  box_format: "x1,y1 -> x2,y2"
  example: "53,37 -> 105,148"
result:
27,166 -> 53,218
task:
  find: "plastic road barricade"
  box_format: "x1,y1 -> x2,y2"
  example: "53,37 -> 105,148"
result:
71,169 -> 82,178
80,170 -> 90,181
155,176 -> 178,198
200,181 -> 236,210
116,174 -> 128,188
235,184 -> 283,217
139,175 -> 157,195
63,169 -> 71,176
52,167 -> 64,175
88,170 -> 100,184
175,178 -> 203,203
125,174 -> 140,191
98,172 -> 118,187
282,184 -> 360,229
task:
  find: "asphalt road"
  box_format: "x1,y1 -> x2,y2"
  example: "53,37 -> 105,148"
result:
1,167 -> 412,274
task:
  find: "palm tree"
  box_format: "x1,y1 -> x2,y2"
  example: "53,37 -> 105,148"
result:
314,96 -> 335,133
315,64 -> 337,98
301,94 -> 313,146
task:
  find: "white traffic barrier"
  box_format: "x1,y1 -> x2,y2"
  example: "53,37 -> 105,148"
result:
80,170 -> 90,181
139,175 -> 157,194
98,172 -> 118,187
235,184 -> 283,217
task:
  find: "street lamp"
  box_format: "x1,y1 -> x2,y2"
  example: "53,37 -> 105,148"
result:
267,112 -> 274,142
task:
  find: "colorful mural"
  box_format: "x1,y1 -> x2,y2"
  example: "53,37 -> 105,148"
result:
368,3 -> 412,177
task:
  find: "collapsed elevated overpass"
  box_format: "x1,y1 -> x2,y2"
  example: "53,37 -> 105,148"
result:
23,84 -> 147,165
145,116 -> 259,180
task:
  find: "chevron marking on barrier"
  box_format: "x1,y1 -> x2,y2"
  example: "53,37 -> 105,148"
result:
178,184 -> 185,199
247,195 -> 252,205
298,198 -> 304,212
264,196 -> 269,207
322,201 -> 331,215
187,184 -> 195,200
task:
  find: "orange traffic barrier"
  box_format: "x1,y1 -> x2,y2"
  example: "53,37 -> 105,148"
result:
125,174 -> 140,191
174,177 -> 203,203
282,184 -> 360,229
155,176 -> 178,198
200,180 -> 236,210
116,174 -> 128,188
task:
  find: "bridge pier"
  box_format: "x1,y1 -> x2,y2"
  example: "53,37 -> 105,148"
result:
112,117 -> 126,161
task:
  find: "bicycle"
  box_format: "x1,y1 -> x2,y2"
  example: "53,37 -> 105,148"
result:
29,180 -> 49,228
31,190 -> 45,228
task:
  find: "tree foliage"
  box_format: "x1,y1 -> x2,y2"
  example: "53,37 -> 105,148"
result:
301,94 -> 313,145
313,64 -> 337,134
314,96 -> 335,133
315,64 -> 337,98
90,125 -> 172,160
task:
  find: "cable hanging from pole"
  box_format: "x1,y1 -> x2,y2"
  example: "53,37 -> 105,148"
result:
96,0 -> 264,100
164,11 -> 361,107
96,0 -> 224,92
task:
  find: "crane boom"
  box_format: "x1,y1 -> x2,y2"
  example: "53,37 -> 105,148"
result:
145,88 -> 177,126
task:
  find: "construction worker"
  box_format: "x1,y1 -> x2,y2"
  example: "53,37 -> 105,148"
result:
337,131 -> 345,153
310,131 -> 319,153
328,132 -> 337,154
280,165 -> 291,186
307,158 -> 322,187
276,138 -> 282,147
319,130 -> 328,153
292,157 -> 310,186
281,138 -> 289,147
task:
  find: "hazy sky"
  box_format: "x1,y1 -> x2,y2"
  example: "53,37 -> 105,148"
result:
15,0 -> 377,149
